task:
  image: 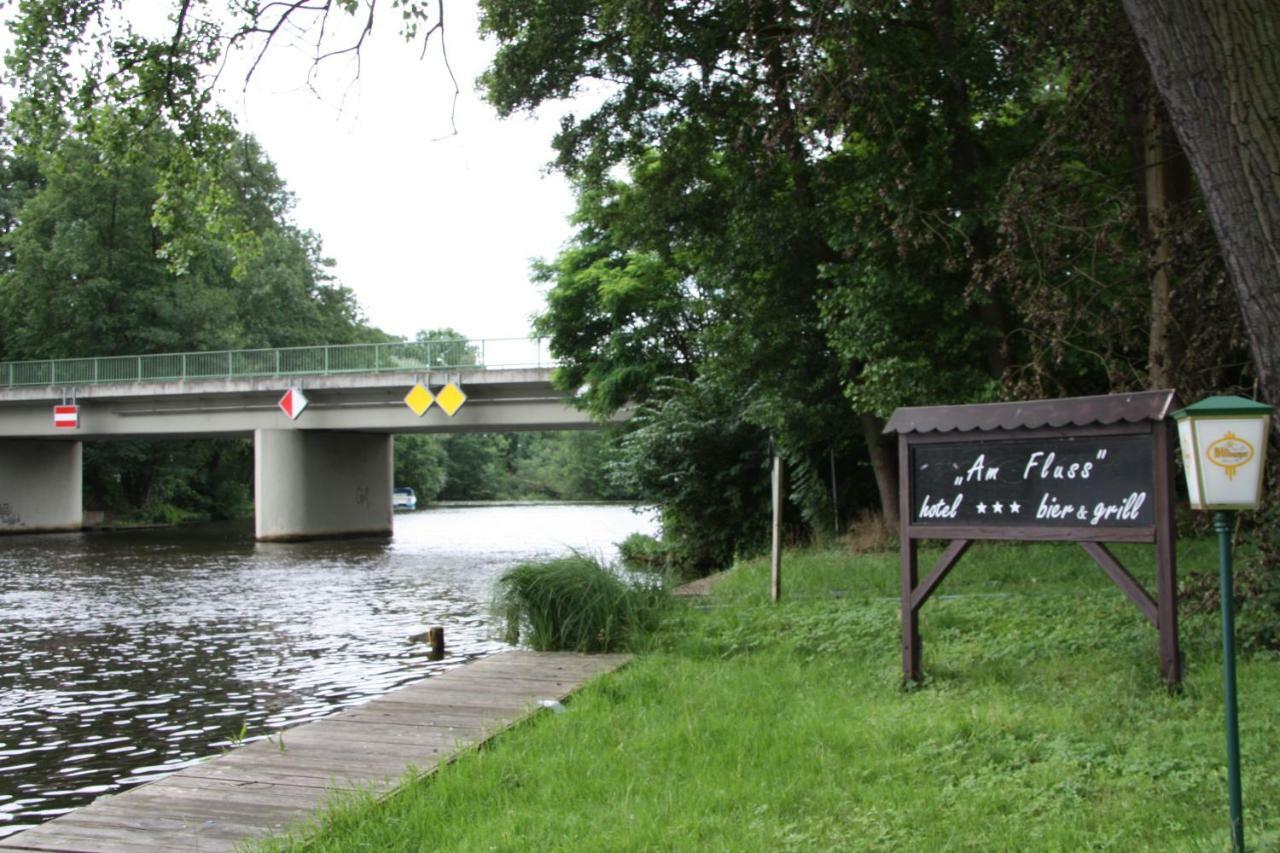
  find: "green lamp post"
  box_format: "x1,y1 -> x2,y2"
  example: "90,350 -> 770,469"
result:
1172,395 -> 1273,853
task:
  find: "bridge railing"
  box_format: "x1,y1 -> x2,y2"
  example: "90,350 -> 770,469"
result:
0,338 -> 554,388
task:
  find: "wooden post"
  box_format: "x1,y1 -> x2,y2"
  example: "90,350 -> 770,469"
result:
771,450 -> 783,602
428,626 -> 445,661
902,538 -> 923,682
829,445 -> 839,535
899,434 -> 922,682
1153,422 -> 1182,686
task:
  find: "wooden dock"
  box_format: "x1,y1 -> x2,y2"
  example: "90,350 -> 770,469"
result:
0,651 -> 628,852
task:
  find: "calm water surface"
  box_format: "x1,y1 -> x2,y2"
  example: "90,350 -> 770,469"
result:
0,503 -> 656,837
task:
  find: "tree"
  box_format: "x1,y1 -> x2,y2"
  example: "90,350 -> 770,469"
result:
488,0 -> 1254,555
485,1 -> 906,534
394,434 -> 449,502
0,108 -> 373,519
409,327 -> 480,368
613,377 -> 772,572
3,0 -> 455,273
1122,0 -> 1280,404
511,430 -> 633,501
977,2 -> 1246,403
531,164 -> 708,420
486,0 -> 1067,534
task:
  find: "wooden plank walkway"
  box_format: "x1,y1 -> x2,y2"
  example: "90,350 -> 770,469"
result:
0,651 -> 628,853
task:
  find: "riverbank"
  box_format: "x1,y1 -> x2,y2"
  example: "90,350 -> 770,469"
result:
425,500 -> 642,508
80,499 -> 644,531
258,540 -> 1280,850
0,504 -> 656,837
0,652 -> 627,852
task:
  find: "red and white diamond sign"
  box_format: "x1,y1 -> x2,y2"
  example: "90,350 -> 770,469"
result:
278,388 -> 308,420
53,404 -> 79,429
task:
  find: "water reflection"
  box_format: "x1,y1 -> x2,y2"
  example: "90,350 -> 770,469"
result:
0,503 -> 655,837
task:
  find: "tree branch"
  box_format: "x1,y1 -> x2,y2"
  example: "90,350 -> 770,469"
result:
422,0 -> 459,138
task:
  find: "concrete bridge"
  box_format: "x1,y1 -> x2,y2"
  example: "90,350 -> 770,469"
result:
0,340 -> 597,541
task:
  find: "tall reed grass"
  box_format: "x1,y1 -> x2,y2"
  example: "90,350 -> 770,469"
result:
494,554 -> 668,652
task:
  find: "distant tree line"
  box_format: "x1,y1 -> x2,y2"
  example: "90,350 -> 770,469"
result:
397,430 -> 632,505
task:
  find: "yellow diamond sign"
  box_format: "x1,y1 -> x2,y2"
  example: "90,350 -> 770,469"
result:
436,382 -> 467,416
404,383 -> 435,416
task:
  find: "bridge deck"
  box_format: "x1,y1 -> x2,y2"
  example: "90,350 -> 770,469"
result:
0,651 -> 629,852
0,367 -> 604,439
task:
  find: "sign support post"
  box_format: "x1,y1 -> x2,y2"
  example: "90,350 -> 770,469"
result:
1153,422 -> 1182,683
1215,510 -> 1244,852
898,433 -> 917,679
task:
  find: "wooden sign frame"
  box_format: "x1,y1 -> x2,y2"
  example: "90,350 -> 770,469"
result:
886,391 -> 1181,686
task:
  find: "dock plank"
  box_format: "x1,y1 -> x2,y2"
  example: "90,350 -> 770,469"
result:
0,651 -> 628,852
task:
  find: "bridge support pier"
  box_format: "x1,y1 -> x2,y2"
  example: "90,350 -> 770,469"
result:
0,440 -> 82,534
254,429 -> 393,542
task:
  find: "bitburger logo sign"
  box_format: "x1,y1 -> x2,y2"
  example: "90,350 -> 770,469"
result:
1207,432 -> 1254,480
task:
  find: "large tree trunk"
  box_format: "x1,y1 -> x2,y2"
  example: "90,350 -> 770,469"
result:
1123,0 -> 1280,402
860,413 -> 900,528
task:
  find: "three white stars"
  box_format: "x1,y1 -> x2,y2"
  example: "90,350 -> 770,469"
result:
976,501 -> 1021,515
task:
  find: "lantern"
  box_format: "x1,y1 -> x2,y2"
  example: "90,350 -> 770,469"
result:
1172,395 -> 1271,510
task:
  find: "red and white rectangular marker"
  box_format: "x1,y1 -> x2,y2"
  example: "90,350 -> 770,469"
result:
278,388 -> 308,420
53,404 -> 79,429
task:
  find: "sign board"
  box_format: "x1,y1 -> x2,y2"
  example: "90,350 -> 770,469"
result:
909,434 -> 1153,530
53,405 -> 79,429
278,388 -> 308,420
885,391 -> 1181,686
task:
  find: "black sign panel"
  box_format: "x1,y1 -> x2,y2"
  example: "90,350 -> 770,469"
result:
909,433 -> 1154,528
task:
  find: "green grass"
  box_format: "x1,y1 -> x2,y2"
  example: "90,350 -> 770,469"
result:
258,540 -> 1280,852
493,553 -> 669,652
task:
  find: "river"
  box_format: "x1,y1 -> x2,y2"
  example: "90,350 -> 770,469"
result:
0,503 -> 657,838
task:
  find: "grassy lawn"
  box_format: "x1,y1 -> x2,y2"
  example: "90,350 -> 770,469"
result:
260,540 -> 1280,851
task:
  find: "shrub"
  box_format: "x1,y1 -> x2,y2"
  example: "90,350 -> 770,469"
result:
494,554 -> 668,652
616,533 -> 671,572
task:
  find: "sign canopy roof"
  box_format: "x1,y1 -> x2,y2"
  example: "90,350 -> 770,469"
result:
884,390 -> 1179,435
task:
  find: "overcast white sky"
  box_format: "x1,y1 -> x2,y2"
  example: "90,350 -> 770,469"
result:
0,2 -> 578,340
209,1 -> 583,342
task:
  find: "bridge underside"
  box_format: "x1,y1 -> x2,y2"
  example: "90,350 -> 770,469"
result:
0,368 -> 609,541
